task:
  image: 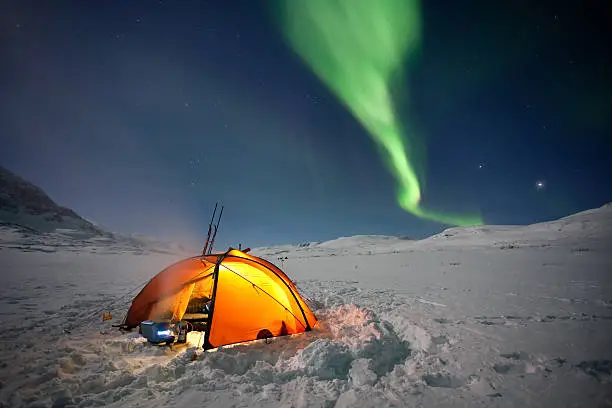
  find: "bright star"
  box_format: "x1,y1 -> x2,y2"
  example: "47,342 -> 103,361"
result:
536,180 -> 545,190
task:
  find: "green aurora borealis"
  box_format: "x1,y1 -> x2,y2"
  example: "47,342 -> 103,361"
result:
278,0 -> 483,226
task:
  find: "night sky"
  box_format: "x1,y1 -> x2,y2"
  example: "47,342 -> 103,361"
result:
2,1 -> 610,249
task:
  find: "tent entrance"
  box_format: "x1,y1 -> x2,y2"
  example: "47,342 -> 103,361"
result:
177,273 -> 215,333
181,296 -> 211,331
183,296 -> 210,319
147,268 -> 215,330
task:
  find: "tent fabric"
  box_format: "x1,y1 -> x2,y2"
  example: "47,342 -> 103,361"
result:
123,257 -> 215,327
122,249 -> 317,349
228,251 -> 317,327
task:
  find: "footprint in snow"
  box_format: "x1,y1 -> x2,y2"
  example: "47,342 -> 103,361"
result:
492,352 -> 531,375
422,373 -> 464,388
493,363 -> 522,375
575,360 -> 612,383
493,351 -> 560,377
431,335 -> 449,346
499,351 -> 529,361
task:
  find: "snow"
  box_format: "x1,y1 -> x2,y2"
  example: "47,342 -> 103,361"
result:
0,225 -> 192,256
1,203 -> 611,407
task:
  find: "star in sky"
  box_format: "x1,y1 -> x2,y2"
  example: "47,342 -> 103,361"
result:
536,180 -> 546,190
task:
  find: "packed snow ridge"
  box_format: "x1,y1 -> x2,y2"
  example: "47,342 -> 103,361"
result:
0,202 -> 611,407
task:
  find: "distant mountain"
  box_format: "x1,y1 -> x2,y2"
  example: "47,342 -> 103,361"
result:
0,165 -> 102,234
0,165 -> 192,255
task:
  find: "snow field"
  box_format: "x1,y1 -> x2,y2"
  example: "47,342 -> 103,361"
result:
0,204 -> 611,407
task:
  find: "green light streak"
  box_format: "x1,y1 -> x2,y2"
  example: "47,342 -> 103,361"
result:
276,0 -> 482,226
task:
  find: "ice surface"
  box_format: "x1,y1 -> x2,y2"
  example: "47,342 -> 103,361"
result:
0,204 -> 611,407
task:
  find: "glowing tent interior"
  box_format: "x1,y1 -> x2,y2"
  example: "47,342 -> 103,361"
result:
122,249 -> 318,350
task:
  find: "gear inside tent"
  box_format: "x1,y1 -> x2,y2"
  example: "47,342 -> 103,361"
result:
121,248 -> 318,349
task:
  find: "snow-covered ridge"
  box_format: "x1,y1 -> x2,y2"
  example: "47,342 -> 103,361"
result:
0,165 -> 191,255
253,203 -> 612,258
0,165 -> 102,234
420,203 -> 612,247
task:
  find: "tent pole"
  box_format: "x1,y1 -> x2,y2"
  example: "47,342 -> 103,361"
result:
202,249 -> 230,350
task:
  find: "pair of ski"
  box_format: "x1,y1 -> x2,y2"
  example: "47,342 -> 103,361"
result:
202,202 -> 224,255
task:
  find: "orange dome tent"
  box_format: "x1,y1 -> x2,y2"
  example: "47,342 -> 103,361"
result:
122,249 -> 317,350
